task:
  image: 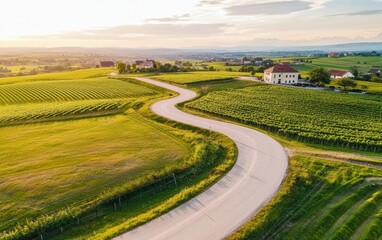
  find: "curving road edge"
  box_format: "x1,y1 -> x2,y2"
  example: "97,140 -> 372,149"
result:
114,77 -> 289,240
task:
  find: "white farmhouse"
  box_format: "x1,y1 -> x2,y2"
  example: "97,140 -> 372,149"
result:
328,70 -> 355,79
264,64 -> 299,84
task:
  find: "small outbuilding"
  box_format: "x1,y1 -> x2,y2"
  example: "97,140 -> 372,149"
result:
328,70 -> 355,79
100,61 -> 115,67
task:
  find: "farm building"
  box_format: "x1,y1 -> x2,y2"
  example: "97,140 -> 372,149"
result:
135,59 -> 156,69
328,70 -> 355,79
365,68 -> 381,77
100,61 -> 115,67
264,63 -> 299,85
242,57 -> 252,65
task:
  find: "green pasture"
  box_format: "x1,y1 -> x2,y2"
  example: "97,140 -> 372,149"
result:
0,114 -> 189,232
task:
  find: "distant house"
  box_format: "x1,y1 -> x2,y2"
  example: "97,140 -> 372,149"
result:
328,52 -> 339,58
100,61 -> 115,67
135,59 -> 156,69
242,57 -> 252,65
328,70 -> 355,79
262,59 -> 274,67
365,68 -> 381,77
264,63 -> 299,84
253,57 -> 263,66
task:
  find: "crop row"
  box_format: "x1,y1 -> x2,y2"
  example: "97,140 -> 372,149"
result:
186,85 -> 382,151
229,156 -> 382,240
0,99 -> 132,126
0,78 -> 155,105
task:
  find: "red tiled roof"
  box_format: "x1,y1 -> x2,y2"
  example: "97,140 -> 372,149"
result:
328,70 -> 348,76
264,64 -> 298,73
100,61 -> 115,67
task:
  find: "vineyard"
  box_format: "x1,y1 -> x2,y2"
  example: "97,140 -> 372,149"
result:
0,99 -> 135,126
0,68 -> 114,85
186,85 -> 382,151
229,156 -> 382,240
152,71 -> 249,84
0,77 -> 157,125
0,78 -> 155,105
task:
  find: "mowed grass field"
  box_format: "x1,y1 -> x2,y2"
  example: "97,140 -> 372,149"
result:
152,71 -> 249,84
290,56 -> 382,77
186,84 -> 382,151
230,156 -> 382,240
329,79 -> 382,93
204,62 -> 243,71
0,114 -> 189,232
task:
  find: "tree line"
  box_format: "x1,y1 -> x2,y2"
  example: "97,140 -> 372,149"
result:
116,61 -> 218,74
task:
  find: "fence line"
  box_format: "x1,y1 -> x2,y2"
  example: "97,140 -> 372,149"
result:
28,173 -> 179,240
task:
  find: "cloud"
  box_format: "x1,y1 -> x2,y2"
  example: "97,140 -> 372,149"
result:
225,1 -> 312,15
327,9 -> 382,17
197,0 -> 224,7
147,13 -> 190,23
23,23 -> 229,40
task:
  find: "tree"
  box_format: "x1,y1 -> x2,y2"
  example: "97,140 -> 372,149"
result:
337,78 -> 357,90
371,76 -> 382,83
308,68 -> 330,86
350,66 -> 359,78
116,61 -> 126,74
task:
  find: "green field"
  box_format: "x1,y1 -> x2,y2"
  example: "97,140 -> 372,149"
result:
186,84 -> 382,151
0,68 -> 113,85
329,79 -> 382,93
0,114 -> 190,232
290,56 -> 382,77
152,71 -> 249,84
204,62 -> 243,71
0,78 -> 154,105
0,69 -> 238,240
0,77 -> 157,126
229,156 -> 382,240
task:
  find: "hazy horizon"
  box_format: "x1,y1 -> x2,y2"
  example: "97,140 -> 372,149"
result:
1,0 -> 382,48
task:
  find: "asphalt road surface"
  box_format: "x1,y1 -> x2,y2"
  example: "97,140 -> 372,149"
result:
114,77 -> 288,240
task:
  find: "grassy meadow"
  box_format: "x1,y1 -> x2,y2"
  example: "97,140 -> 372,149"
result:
289,56 -> 382,77
329,79 -> 382,93
0,114 -> 190,232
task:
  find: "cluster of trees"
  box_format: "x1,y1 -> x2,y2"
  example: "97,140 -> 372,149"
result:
308,68 -> 360,90
337,78 -> 358,90
308,68 -> 331,86
116,61 -> 217,74
353,51 -> 380,57
370,76 -> 382,83
0,66 -> 11,73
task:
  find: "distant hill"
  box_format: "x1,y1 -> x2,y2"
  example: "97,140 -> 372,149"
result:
0,42 -> 381,58
272,42 -> 382,52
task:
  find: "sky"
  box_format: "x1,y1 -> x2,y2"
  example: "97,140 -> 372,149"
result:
0,0 -> 381,48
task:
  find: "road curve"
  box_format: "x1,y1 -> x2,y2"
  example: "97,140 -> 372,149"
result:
115,77 -> 288,240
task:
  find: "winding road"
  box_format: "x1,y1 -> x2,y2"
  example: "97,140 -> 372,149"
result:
115,77 -> 288,240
